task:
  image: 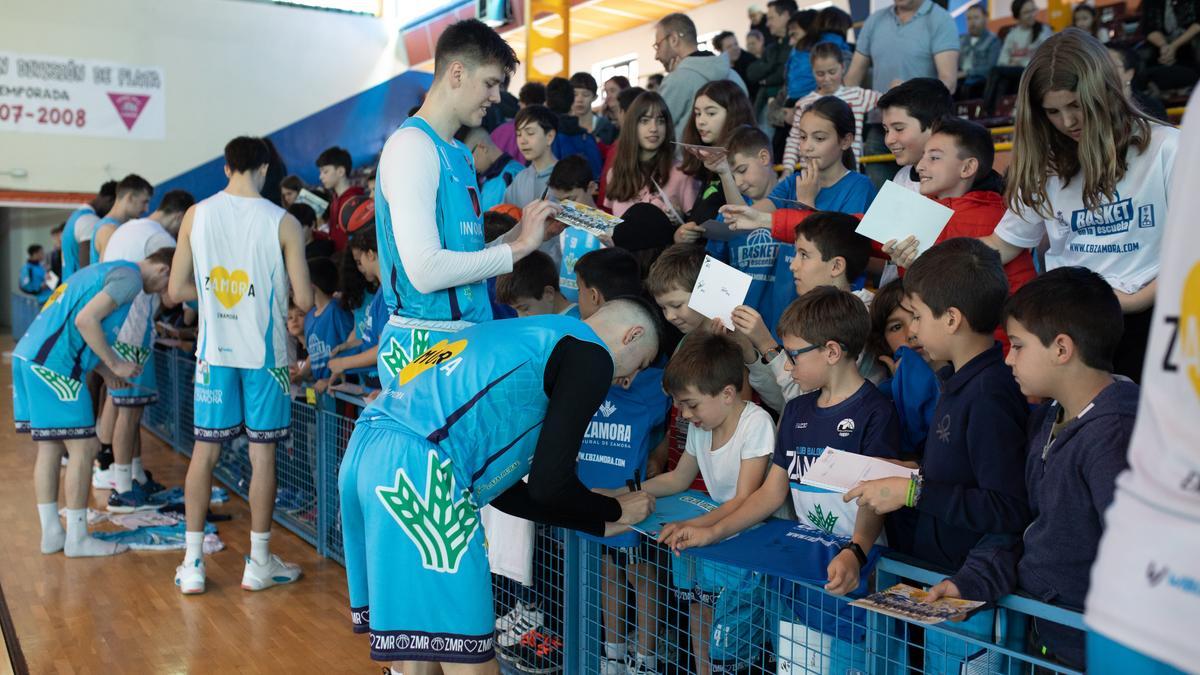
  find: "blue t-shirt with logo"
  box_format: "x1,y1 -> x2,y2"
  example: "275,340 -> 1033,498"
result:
576,367 -> 671,547
559,229 -> 603,303
707,195 -> 792,338
304,301 -> 354,381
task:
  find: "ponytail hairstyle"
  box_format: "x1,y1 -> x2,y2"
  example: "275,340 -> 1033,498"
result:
607,92 -> 676,203
680,80 -> 756,177
801,95 -> 857,170
1005,28 -> 1154,218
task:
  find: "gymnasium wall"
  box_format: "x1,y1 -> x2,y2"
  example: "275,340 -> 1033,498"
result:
0,0 -> 413,195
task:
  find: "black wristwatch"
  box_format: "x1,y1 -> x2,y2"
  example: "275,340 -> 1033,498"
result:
840,541 -> 867,567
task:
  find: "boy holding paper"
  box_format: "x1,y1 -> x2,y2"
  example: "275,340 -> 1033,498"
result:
827,239 -> 1030,667
660,287 -> 899,673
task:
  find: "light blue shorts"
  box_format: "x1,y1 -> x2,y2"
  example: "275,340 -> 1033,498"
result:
671,553 -> 764,670
12,357 -> 95,441
339,417 -> 494,663
108,341 -> 157,406
193,361 -> 290,442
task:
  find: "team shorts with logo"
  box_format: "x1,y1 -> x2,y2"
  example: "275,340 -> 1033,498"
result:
339,417 -> 495,664
375,319 -> 472,391
672,553 -> 764,671
193,361 -> 291,442
12,357 -> 95,440
108,341 -> 157,406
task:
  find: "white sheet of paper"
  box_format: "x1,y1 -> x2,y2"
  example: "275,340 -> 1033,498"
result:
800,447 -> 914,493
687,255 -> 753,330
855,180 -> 954,256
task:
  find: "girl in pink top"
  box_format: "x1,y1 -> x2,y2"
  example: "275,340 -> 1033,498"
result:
603,92 -> 699,222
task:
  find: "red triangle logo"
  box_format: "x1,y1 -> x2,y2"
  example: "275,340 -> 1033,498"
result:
107,93 -> 150,131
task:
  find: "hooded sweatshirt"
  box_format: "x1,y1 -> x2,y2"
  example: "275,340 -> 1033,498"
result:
551,113 -> 604,179
1017,378 -> 1138,668
659,51 -> 748,140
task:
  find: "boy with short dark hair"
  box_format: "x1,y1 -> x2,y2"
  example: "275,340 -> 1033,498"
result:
877,77 -> 954,192
548,155 -> 603,300
989,267 -> 1133,669
662,286 -> 900,674
569,71 -> 617,144
632,332 -> 775,675
573,247 -> 643,320
20,244 -> 51,303
299,257 -> 354,390
316,145 -> 364,249
458,126 -> 523,213
505,105 -> 559,209
827,238 -> 1030,663
547,76 -> 604,177
495,251 -> 578,318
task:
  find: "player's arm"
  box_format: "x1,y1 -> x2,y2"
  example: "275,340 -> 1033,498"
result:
490,338 -> 648,535
279,212 -> 313,312
167,207 -> 198,303
94,223 -> 117,260
75,291 -> 139,381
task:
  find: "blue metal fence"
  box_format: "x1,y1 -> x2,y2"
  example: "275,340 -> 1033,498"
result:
137,342 -> 1084,675
9,292 -> 40,341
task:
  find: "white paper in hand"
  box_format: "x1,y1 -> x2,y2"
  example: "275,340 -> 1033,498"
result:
800,447 -> 913,493
688,256 -> 753,330
855,181 -> 953,257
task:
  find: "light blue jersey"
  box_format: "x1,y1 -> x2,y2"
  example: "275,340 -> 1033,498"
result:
360,314 -> 607,507
60,205 -> 94,278
375,116 -> 489,324
90,216 -> 119,266
14,261 -> 137,380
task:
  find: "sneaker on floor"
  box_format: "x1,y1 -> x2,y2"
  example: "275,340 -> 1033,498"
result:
495,601 -> 531,632
599,656 -> 627,675
241,554 -> 302,591
92,467 -> 117,489
626,654 -> 658,675
175,558 -> 206,594
96,446 -> 114,470
140,471 -> 167,496
107,483 -> 160,513
496,606 -> 546,648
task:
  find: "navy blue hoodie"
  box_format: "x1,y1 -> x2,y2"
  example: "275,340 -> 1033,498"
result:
887,344 -> 1031,599
1017,378 -> 1138,667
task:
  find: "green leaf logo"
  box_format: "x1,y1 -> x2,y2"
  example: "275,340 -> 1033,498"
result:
31,365 -> 82,402
113,342 -> 151,366
376,451 -> 480,573
805,503 -> 839,534
379,329 -> 432,378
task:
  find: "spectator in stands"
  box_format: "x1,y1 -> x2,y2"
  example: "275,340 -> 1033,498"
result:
654,12 -> 749,140
677,80 -> 757,228
958,3 -> 1002,100
829,239 -> 1030,658
772,10 -> 819,159
299,257 -> 354,391
570,72 -> 618,145
61,181 -> 116,279
288,203 -> 335,260
19,244 -> 51,303
280,175 -> 303,208
985,0 -> 1054,113
748,4 -> 773,46
598,86 -> 647,206
495,250 -> 578,317
262,138 -> 289,207
846,0 -> 960,93
959,267 -> 1133,671
602,76 -> 630,125
484,208 -> 520,320
747,0 -> 796,126
505,105 -> 559,207
48,224 -> 64,279
1139,0 -> 1200,93
646,73 -> 663,91
547,76 -> 604,178
481,71 -> 520,132
316,146 -> 364,250
1108,45 -> 1171,121
714,30 -> 760,102
746,29 -> 766,59
492,81 -> 547,166
647,243 -> 709,337
1073,3 -> 1111,42
458,126 -> 522,212
784,42 -> 883,170
880,78 -> 955,191
573,247 -> 643,320
604,91 -> 698,220
328,227 -> 387,392
983,28 -> 1178,382
547,156 -> 603,303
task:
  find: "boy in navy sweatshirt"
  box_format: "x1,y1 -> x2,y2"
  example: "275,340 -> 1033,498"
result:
975,267 -> 1132,669
828,239 -> 1030,649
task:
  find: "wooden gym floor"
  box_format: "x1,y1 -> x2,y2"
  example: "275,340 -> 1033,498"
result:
0,338 -> 378,674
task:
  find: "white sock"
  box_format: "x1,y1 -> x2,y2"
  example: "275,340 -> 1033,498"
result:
63,507 -> 127,557
38,502 -> 64,554
250,530 -> 271,565
184,531 -> 204,565
635,652 -> 657,670
131,457 -> 147,484
605,641 -> 628,661
113,464 -> 133,493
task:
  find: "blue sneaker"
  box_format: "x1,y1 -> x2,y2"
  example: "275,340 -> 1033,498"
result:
107,482 -> 161,513
140,471 -> 167,496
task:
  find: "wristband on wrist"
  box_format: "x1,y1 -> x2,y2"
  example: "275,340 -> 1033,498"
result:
906,473 -> 924,508
840,541 -> 867,567
760,345 -> 782,364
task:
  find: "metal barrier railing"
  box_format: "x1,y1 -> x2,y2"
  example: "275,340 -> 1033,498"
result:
9,292 -> 40,340
135,342 -> 1084,674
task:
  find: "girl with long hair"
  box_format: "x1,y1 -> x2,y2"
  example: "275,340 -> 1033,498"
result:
603,91 -> 698,221
984,28 -> 1179,381
675,80 -> 756,236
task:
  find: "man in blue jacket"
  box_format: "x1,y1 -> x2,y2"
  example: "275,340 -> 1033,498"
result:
19,245 -> 52,304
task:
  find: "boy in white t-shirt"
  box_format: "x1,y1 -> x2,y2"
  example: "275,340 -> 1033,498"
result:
620,332 -> 774,675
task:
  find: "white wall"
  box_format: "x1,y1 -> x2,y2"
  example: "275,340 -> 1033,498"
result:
0,0 -> 408,194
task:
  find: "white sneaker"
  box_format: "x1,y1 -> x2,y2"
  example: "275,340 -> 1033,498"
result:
495,601 -> 529,632
241,554 -> 301,591
599,656 -> 628,675
92,467 -> 116,489
496,606 -> 544,648
175,558 -> 206,594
